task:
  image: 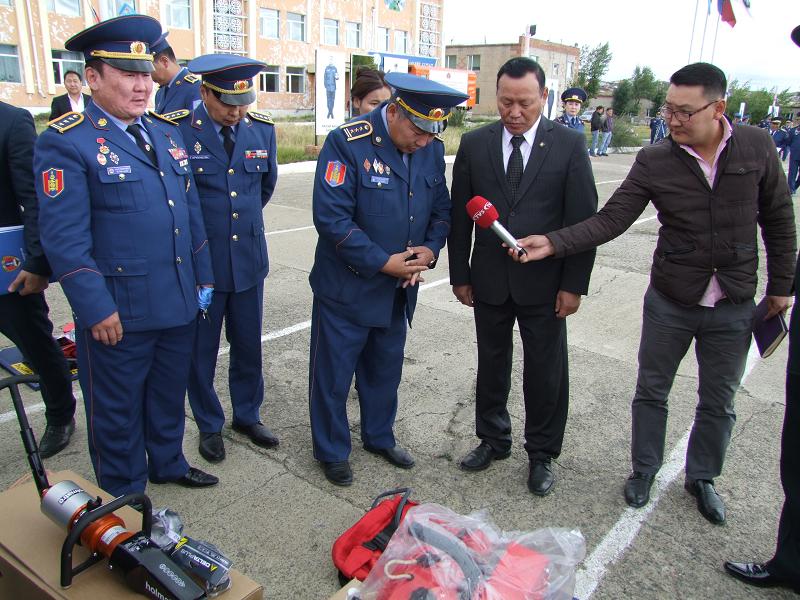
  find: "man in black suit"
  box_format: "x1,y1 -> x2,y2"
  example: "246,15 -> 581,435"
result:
0,101 -> 76,457
448,57 -> 597,496
49,70 -> 90,120
723,23 -> 800,593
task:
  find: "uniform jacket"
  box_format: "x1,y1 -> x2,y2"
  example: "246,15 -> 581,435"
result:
34,102 -> 213,331
548,124 -> 797,305
49,93 -> 91,121
155,67 -> 201,114
448,118 -> 598,305
310,105 -> 451,328
555,114 -> 585,133
0,102 -> 50,276
786,127 -> 800,161
178,104 -> 277,292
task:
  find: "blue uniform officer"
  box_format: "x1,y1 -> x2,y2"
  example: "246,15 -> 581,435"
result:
34,15 -> 218,496
151,31 -> 201,114
554,87 -> 586,133
309,72 -> 468,486
176,54 -> 279,463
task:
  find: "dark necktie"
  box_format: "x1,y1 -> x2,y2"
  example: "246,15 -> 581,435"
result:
507,135 -> 524,197
126,123 -> 157,167
221,125 -> 235,160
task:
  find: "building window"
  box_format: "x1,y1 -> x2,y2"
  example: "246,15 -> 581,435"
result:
475,88 -> 480,104
566,60 -> 574,80
47,0 -> 81,16
213,0 -> 246,54
467,54 -> 480,71
165,0 -> 190,29
259,65 -> 279,92
345,21 -> 361,48
52,50 -> 84,84
418,1 -> 440,58
444,54 -> 456,68
101,0 -> 137,18
377,27 -> 390,52
552,63 -> 559,76
259,8 -> 279,39
529,52 -> 539,62
0,0 -> 10,5
394,30 -> 409,54
0,45 -> 20,83
287,12 -> 306,42
323,18 -> 339,46
286,66 -> 305,93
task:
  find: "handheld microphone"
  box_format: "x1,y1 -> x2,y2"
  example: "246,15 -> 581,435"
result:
465,196 -> 527,257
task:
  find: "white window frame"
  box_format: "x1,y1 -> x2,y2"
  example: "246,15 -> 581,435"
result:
165,0 -> 191,29
394,30 -> 408,54
52,50 -> 84,85
467,54 -> 480,71
345,21 -> 361,49
323,18 -> 339,46
0,44 -> 21,83
259,8 -> 279,39
47,0 -> 81,16
377,26 -> 390,52
101,0 -> 136,19
287,12 -> 306,42
259,65 -> 280,92
286,66 -> 305,93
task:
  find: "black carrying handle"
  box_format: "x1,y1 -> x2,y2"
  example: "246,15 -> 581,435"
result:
371,487 -> 414,530
408,522 -> 484,597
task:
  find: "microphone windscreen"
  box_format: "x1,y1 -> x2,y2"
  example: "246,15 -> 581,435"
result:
465,196 -> 499,229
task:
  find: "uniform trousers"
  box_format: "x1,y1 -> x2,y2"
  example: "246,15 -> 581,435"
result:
473,297 -> 569,462
765,291 -> 800,586
309,290 -> 407,463
632,286 -> 754,481
188,282 -> 264,433
76,321 -> 194,496
787,159 -> 800,193
0,291 -> 75,426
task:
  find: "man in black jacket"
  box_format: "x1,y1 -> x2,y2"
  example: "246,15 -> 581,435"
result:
589,105 -> 604,156
0,101 -> 76,457
49,70 -> 91,120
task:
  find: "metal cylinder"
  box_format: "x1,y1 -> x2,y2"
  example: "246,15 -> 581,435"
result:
41,480 -> 92,529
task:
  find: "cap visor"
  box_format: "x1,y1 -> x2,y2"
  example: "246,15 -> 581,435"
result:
101,57 -> 154,74
219,90 -> 255,106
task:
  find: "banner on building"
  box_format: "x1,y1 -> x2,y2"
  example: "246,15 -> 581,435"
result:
315,50 -> 347,137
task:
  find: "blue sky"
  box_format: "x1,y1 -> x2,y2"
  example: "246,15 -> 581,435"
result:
443,0 -> 800,91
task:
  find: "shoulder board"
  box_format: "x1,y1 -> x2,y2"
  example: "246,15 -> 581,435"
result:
159,109 -> 191,122
149,111 -> 182,126
248,111 -> 274,125
340,120 -> 372,141
183,73 -> 200,84
48,112 -> 83,133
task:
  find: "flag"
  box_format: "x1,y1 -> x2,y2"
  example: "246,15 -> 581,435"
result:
84,0 -> 100,23
718,0 -> 736,27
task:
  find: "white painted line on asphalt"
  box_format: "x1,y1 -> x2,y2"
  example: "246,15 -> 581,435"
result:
419,277 -> 450,291
267,203 -> 309,212
268,225 -> 316,236
633,215 -> 658,226
0,401 -> 44,424
575,341 -> 762,599
595,179 -> 626,185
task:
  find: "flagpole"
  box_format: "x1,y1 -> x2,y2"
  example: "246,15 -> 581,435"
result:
699,2 -> 710,60
710,11 -> 721,63
688,0 -> 700,63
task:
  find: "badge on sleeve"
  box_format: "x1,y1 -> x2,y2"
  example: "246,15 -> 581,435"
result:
325,161 -> 346,187
42,168 -> 64,198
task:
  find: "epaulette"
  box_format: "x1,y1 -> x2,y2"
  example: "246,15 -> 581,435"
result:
248,111 -> 274,125
340,120 -> 372,141
159,109 -> 191,122
148,111 -> 183,125
48,112 -> 83,133
184,73 -> 200,84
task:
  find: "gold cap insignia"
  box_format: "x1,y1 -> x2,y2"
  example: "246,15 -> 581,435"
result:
233,80 -> 249,92
130,41 -> 146,55
429,107 -> 445,119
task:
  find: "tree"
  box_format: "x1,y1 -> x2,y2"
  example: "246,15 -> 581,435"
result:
726,80 -> 794,120
571,42 -> 612,100
651,81 -> 668,113
630,66 -> 657,112
612,80 -> 635,116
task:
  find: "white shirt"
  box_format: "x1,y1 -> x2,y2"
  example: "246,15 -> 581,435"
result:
502,116 -> 541,172
68,94 -> 85,113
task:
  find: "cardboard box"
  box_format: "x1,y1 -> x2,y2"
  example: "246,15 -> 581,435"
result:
0,470 -> 263,600
327,579 -> 360,600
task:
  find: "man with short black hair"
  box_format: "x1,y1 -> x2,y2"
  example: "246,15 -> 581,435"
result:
590,105 -> 604,156
50,70 -> 91,120
510,62 -> 796,524
151,31 -> 201,114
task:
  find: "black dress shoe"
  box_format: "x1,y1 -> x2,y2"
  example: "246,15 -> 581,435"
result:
150,467 -> 219,488
459,442 -> 511,472
364,445 -> 415,469
685,479 -> 725,524
527,460 -> 555,496
724,562 -> 799,591
624,471 -> 656,508
232,421 -> 279,448
39,419 -> 75,458
199,432 -> 225,463
322,461 -> 353,486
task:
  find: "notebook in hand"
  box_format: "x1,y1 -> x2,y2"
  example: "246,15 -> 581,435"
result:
752,297 -> 789,358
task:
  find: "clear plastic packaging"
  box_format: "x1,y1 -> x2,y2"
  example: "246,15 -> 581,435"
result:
357,503 -> 585,600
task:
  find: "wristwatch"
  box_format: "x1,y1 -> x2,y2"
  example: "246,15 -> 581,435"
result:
427,257 -> 437,269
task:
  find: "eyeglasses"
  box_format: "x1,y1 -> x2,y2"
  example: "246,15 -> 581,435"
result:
660,100 -> 721,123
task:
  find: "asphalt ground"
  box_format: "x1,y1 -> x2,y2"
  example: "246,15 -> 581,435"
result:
0,151 -> 798,599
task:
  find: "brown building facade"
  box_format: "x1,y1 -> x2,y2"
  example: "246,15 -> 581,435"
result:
0,0 -> 444,115
444,35 -> 579,115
